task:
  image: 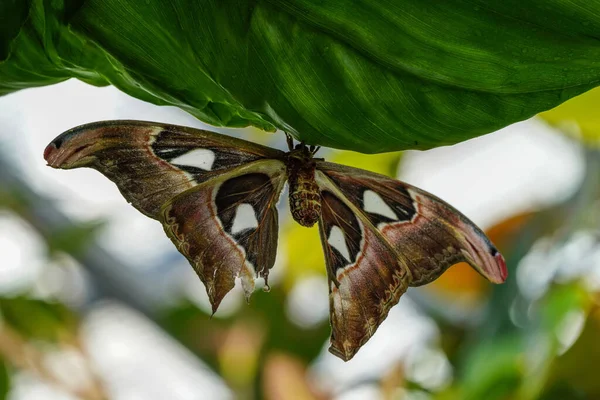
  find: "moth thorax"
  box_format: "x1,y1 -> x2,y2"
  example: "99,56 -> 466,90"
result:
288,170 -> 321,227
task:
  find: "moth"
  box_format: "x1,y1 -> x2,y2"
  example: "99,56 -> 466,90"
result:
44,120 -> 507,361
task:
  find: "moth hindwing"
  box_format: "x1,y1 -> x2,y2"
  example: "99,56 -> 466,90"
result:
160,159 -> 286,311
44,120 -> 507,362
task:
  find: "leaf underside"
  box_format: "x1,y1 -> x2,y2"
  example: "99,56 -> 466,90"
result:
2,0 -> 600,152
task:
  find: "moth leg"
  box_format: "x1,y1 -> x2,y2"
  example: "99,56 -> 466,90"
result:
285,133 -> 294,151
310,146 -> 321,155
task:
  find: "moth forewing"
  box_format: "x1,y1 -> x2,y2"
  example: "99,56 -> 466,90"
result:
315,161 -> 507,286
403,187 -> 507,284
159,159 -> 287,312
44,120 -> 285,218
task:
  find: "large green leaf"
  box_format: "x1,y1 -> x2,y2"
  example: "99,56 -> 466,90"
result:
1,0 -> 600,152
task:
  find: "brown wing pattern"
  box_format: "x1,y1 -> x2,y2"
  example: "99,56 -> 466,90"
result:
44,121 -> 287,311
44,120 -> 284,218
317,161 -> 506,285
160,160 -> 287,311
315,162 -> 506,360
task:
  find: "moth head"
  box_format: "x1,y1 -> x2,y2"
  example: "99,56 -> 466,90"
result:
286,143 -> 317,166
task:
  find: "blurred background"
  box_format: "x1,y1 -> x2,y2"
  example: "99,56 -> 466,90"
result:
0,80 -> 598,400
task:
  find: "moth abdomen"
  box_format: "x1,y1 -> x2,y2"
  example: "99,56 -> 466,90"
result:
289,176 -> 321,227
284,144 -> 322,227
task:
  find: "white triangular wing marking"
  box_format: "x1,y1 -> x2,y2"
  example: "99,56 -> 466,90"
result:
328,225 -> 352,262
231,203 -> 259,234
171,149 -> 215,171
363,190 -> 397,220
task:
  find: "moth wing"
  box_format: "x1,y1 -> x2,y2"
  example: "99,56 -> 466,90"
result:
160,160 -> 287,312
315,162 -> 507,361
317,161 -> 507,286
315,171 -> 411,361
44,120 -> 284,218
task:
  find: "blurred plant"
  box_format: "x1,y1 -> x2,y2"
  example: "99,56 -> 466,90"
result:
0,168 -> 108,398
0,297 -> 107,400
540,87 -> 600,147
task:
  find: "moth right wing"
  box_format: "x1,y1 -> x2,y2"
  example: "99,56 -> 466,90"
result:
160,160 -> 287,312
314,162 -> 507,361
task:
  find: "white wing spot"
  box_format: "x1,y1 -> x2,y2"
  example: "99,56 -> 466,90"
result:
328,226 -> 351,262
231,203 -> 259,234
171,149 -> 215,171
363,190 -> 397,220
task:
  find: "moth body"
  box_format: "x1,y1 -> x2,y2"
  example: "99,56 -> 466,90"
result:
285,145 -> 321,227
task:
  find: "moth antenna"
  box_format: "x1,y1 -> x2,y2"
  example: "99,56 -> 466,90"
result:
285,133 -> 294,151
312,146 -> 321,155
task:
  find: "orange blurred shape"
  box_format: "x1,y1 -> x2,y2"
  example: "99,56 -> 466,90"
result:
263,353 -> 327,400
426,212 -> 532,299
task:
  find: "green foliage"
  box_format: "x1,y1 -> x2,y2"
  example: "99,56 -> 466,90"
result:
1,2 -> 600,397
161,285 -> 330,370
46,220 -> 106,256
0,296 -> 78,343
458,336 -> 523,400
539,383 -> 587,400
540,87 -> 600,146
0,0 -> 30,60
0,358 -> 8,400
2,0 -> 600,151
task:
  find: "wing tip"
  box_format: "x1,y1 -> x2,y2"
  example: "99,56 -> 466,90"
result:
43,142 -> 57,165
492,252 -> 508,283
481,250 -> 507,284
328,342 -> 356,362
43,141 -> 73,168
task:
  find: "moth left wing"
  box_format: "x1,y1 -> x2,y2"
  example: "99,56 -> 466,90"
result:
44,120 -> 287,311
160,159 -> 287,312
314,162 -> 507,361
44,120 -> 285,219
